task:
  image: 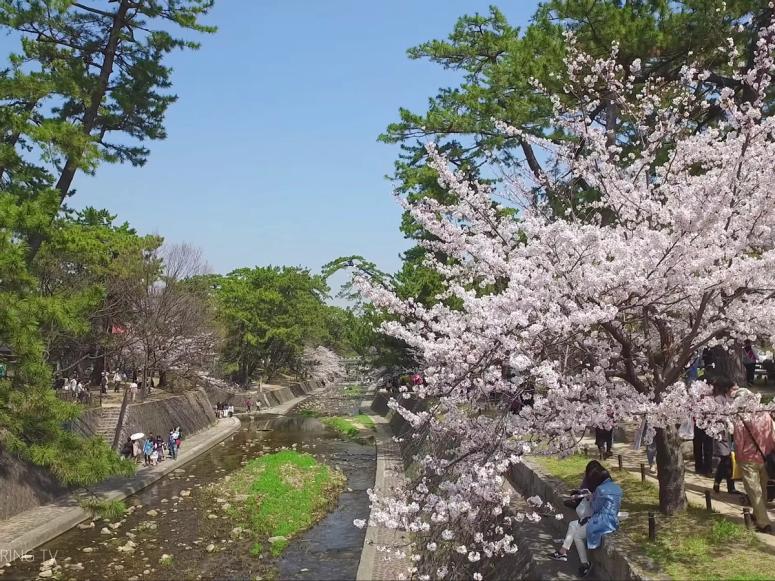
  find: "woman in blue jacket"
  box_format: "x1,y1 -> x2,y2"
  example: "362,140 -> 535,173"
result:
550,462 -> 623,577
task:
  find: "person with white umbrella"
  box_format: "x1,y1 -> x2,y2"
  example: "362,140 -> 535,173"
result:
131,432 -> 144,463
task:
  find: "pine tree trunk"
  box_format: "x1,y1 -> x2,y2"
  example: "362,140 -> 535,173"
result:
655,424 -> 688,514
27,0 -> 131,261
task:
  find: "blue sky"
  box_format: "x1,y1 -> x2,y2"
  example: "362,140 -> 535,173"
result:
16,1 -> 540,281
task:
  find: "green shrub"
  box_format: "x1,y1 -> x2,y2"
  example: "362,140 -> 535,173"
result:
80,498 -> 126,521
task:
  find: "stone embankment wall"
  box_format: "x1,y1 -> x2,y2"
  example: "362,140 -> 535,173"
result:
1,389 -> 217,522
371,391 -> 428,464
67,407 -> 102,439
117,388 -> 216,446
1,408 -> 104,520
0,451 -> 70,521
203,380 -> 321,411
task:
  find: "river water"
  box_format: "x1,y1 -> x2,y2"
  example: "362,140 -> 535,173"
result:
1,415 -> 375,581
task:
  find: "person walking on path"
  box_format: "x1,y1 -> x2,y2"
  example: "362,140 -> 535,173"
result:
712,378 -> 742,495
143,435 -> 154,467
167,430 -> 177,460
550,462 -> 623,577
721,379 -> 775,533
693,421 -> 714,476
154,435 -> 165,464
595,426 -> 613,459
120,437 -> 132,459
743,340 -> 759,386
132,438 -> 142,463
245,399 -> 252,413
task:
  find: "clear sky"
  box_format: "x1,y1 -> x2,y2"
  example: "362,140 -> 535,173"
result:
53,1 -> 540,280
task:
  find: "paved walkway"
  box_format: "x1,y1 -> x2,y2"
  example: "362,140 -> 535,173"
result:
356,409 -> 411,581
580,430 -> 775,546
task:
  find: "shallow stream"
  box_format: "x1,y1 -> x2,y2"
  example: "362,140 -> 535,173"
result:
1,415 -> 375,581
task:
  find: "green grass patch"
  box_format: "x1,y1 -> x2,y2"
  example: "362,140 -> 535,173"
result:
533,455 -> 775,580
342,384 -> 364,397
249,542 -> 262,557
321,414 -> 375,439
298,409 -> 322,417
79,498 -> 126,521
219,450 -> 345,558
159,554 -> 174,567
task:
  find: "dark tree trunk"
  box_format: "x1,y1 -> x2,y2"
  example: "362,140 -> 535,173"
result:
27,0 -> 131,261
90,350 -> 105,386
705,345 -> 744,385
655,424 -> 688,514
241,361 -> 249,386
159,370 -> 167,388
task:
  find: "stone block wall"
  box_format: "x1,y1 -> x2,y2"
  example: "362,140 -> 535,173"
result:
66,407 -> 103,439
203,380 -> 320,411
0,450 -> 70,521
117,388 -> 216,447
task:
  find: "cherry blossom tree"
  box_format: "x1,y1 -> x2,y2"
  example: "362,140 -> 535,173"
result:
352,17 -> 775,578
119,243 -> 218,389
302,346 -> 345,384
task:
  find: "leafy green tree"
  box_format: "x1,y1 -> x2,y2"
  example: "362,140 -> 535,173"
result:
323,256 -> 420,371
210,267 -> 332,384
0,242 -> 135,485
35,208 -> 162,382
0,0 -> 216,486
0,0 -> 216,258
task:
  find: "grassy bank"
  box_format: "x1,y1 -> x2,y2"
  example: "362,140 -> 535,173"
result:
322,414 -> 375,439
342,384 -> 364,397
79,498 -> 126,521
218,450 -> 345,556
533,455 -> 775,580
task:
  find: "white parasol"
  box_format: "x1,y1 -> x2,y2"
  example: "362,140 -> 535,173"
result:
130,432 -> 145,441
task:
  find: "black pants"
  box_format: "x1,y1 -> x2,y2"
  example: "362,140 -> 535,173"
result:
693,426 -> 713,475
745,363 -> 756,384
595,428 -> 613,454
714,454 -> 735,491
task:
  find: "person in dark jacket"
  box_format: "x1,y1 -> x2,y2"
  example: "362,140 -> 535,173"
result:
167,430 -> 177,460
742,340 -> 758,386
711,377 -> 742,495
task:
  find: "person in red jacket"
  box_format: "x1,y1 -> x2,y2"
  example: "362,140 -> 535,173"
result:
715,377 -> 775,533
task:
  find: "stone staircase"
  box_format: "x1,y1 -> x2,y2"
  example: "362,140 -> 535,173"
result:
95,406 -> 123,448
